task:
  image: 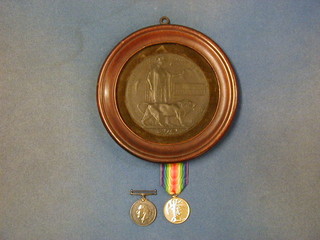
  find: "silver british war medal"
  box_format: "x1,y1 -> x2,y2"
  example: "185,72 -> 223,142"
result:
130,190 -> 157,226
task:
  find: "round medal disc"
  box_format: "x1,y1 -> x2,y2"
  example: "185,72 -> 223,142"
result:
130,198 -> 157,226
163,196 -> 190,224
97,18 -> 238,163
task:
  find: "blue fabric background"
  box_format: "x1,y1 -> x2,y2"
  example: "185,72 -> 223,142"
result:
1,1 -> 319,239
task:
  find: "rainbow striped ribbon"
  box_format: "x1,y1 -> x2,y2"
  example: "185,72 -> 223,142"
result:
160,162 -> 189,195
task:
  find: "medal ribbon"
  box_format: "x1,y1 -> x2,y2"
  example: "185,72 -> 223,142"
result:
160,162 -> 189,195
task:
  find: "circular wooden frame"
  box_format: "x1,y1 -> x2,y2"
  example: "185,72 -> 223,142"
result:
97,23 -> 237,163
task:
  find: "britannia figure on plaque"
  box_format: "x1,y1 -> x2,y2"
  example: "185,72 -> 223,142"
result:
146,56 -> 171,103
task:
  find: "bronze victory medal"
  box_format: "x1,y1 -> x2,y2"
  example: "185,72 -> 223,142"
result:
163,196 -> 190,224
97,18 -> 237,163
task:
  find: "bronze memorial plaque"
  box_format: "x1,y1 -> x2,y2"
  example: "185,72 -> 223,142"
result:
97,17 -> 237,163
117,43 -> 218,144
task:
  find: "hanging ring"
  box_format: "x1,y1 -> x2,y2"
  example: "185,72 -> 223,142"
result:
159,16 -> 171,25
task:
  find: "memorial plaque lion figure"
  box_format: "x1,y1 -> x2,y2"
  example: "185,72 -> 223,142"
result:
139,100 -> 196,127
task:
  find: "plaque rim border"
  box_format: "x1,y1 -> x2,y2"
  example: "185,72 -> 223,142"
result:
97,23 -> 238,163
